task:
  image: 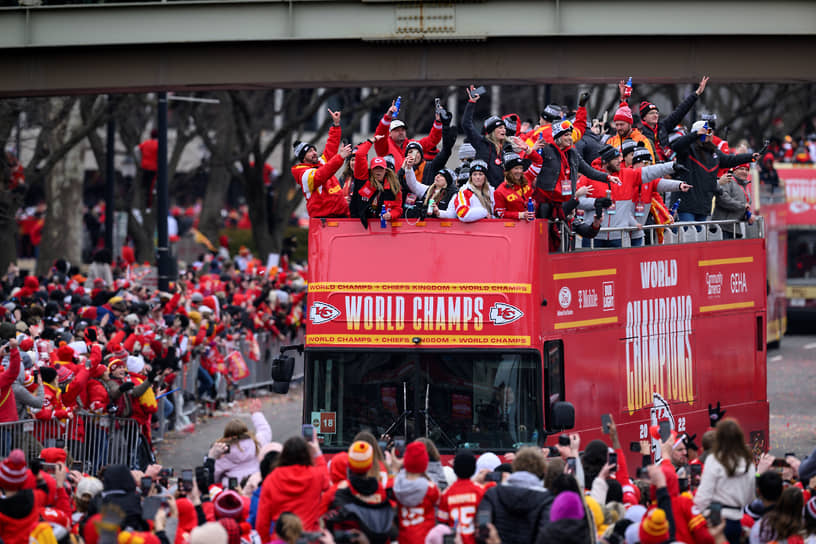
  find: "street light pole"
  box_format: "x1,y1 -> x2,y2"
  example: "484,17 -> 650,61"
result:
156,92 -> 171,292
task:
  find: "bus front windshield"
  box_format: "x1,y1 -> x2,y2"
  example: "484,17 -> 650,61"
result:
305,349 -> 542,453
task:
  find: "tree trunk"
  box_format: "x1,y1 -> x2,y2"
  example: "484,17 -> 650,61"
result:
198,94 -> 235,244
36,100 -> 84,276
0,190 -> 21,274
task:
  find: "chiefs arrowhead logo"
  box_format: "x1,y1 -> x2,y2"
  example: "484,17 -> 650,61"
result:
309,302 -> 341,325
488,302 -> 524,325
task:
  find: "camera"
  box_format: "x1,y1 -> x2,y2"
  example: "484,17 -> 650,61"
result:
332,530 -> 355,544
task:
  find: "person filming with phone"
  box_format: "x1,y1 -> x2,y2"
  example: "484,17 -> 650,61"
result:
713,162 -> 754,239
209,398 -> 272,487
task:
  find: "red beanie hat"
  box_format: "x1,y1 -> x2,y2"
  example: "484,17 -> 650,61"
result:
403,441 -> 429,474
56,344 -> 75,362
24,276 -> 39,290
214,489 -> 244,521
40,447 -> 68,464
614,104 -> 634,125
19,338 -> 34,352
0,449 -> 30,491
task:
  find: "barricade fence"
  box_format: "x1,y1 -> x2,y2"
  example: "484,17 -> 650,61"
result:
0,412 -> 146,472
165,329 -> 305,437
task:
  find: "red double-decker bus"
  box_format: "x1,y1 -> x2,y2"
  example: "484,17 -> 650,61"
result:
299,217 -> 768,466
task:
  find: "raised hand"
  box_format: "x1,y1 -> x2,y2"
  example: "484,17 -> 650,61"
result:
328,108 -> 341,126
696,76 -> 710,96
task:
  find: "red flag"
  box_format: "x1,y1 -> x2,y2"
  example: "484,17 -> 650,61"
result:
226,351 -> 250,381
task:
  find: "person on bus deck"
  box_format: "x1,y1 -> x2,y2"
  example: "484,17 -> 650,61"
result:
350,136 -> 403,228
493,150 -> 544,220
522,93 -> 591,148
621,139 -> 639,168
618,76 -> 710,162
402,158 -> 457,216
461,85 -> 512,187
373,97 -> 444,172
291,108 -> 353,219
576,144 -> 689,248
669,120 -> 759,224
534,119 -> 617,251
438,160 -> 495,222
605,103 -> 657,162
713,163 -> 754,239
397,106 -> 455,205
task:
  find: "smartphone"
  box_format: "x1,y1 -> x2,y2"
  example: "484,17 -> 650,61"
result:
690,464 -> 702,477
443,534 -> 455,544
40,461 -> 57,473
708,502 -> 722,526
302,423 -> 314,440
142,496 -> 165,520
658,421 -> 671,442
608,452 -> 617,467
476,511 -> 490,529
141,477 -> 153,495
228,477 -> 239,491
678,477 -> 690,493
195,466 -> 210,492
771,458 -> 790,468
566,457 -> 577,474
485,472 -> 502,483
601,413 -> 612,434
629,441 -> 641,453
377,440 -> 388,452
71,461 -> 83,473
558,433 -> 570,447
434,98 -> 445,116
182,469 -> 194,492
785,452 -> 796,459
394,437 -> 406,458
471,86 -> 487,97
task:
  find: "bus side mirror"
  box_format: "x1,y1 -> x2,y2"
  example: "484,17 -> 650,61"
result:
551,401 -> 575,431
270,356 -> 295,395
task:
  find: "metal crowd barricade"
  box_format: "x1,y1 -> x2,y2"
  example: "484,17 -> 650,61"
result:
1,413 -> 146,471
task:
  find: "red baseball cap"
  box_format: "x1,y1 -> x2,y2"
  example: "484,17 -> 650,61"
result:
370,157 -> 388,169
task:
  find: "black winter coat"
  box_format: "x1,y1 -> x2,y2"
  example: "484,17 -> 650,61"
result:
637,92 -> 699,161
535,143 -> 609,195
535,517 -> 592,544
670,133 -> 754,215
478,483 -> 554,544
461,101 -> 509,188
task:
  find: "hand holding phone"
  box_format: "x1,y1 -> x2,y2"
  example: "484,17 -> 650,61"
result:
708,503 -> 722,526
601,414 -> 612,434
302,424 -> 314,441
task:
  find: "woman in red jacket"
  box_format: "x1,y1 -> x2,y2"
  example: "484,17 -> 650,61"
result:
256,431 -> 329,543
350,137 -> 403,228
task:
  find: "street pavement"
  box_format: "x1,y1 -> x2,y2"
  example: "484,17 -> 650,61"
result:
156,385 -> 302,472
767,331 -> 816,458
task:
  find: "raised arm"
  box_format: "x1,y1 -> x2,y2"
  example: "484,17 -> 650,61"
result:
403,161 -> 430,198
322,109 -> 342,160
374,101 -> 397,157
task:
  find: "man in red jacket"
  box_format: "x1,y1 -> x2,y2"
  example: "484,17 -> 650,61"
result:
291,109 -> 352,218
374,98 -> 443,171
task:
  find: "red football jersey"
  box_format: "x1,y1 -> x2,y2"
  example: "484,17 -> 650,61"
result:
396,481 -> 440,544
437,479 -> 487,544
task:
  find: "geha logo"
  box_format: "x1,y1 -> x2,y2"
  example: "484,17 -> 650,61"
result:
309,302 -> 341,325
488,303 -> 524,325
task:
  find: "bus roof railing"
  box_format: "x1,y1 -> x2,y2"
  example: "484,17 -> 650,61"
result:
561,217 -> 765,251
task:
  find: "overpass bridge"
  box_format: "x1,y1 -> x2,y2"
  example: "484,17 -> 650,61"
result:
0,0 -> 814,96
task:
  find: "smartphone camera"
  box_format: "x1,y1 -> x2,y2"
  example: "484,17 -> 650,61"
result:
557,434 -> 570,447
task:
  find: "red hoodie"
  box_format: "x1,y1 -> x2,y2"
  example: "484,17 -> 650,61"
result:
0,348 -> 21,422
651,460 -> 714,544
256,456 -> 330,542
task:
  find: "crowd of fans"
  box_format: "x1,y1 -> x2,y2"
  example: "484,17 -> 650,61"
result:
0,243 -> 307,463
292,78 -> 775,249
1,403 -> 815,544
